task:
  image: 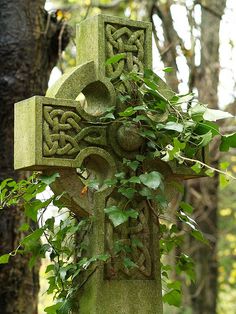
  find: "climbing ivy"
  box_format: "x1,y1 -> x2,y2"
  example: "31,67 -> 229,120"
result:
1,68 -> 236,313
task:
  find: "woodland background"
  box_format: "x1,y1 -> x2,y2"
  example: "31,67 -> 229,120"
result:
0,0 -> 236,313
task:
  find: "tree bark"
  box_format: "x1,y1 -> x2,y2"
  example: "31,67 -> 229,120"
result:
0,1 -> 70,313
185,1 -> 226,313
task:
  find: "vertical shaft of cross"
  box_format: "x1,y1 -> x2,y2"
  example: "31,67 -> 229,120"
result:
75,15 -> 164,314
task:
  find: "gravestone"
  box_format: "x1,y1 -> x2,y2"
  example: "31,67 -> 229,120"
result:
14,15 -> 205,314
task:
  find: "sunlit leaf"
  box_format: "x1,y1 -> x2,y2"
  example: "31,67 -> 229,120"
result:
191,162 -> 202,174
105,53 -> 126,65
203,108 -> 233,121
0,254 -> 10,264
119,107 -> 136,117
180,202 -> 193,214
164,122 -> 184,133
163,289 -> 181,307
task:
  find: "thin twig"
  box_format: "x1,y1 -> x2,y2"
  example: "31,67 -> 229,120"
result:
178,155 -> 236,180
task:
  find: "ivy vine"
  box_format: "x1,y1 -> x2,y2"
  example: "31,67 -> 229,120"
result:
1,67 -> 236,313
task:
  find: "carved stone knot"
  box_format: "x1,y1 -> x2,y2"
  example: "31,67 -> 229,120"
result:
117,123 -> 143,152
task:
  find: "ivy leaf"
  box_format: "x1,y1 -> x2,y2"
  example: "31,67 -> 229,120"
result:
133,105 -> 147,111
118,187 -> 136,199
164,138 -> 185,161
167,280 -> 182,291
219,173 -> 229,189
163,289 -> 182,307
141,129 -> 157,140
100,112 -> 115,121
189,103 -> 206,121
191,230 -> 209,245
220,133 -> 236,152
198,131 -> 212,147
131,238 -> 144,248
25,198 -> 52,222
119,107 -> 136,117
172,93 -> 194,104
44,302 -> 64,314
139,171 -> 162,189
115,172 -> 126,179
18,223 -> 30,232
0,254 -> 10,264
143,77 -> 158,92
191,162 -> 202,174
21,229 -> 44,250
220,161 -> 230,170
128,176 -> 141,184
105,53 -> 126,65
104,206 -> 138,227
104,178 -> 117,187
123,159 -> 140,171
196,121 -> 219,137
87,179 -> 100,191
203,108 -> 233,121
28,255 -> 37,269
123,257 -> 138,269
179,202 -> 193,214
118,94 -> 131,103
58,299 -> 73,314
0,178 -> 14,189
164,122 -> 184,133
45,264 -> 54,274
40,173 -> 60,185
133,115 -> 149,123
205,169 -> 214,177
96,254 -> 110,262
139,187 -> 153,199
126,209 -> 139,219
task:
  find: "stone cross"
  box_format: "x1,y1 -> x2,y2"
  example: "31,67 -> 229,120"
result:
14,15 -> 205,314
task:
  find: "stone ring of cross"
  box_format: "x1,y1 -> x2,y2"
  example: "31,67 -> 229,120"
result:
15,59 -> 147,217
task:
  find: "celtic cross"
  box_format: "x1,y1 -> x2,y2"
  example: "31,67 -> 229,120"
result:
14,15 -> 204,314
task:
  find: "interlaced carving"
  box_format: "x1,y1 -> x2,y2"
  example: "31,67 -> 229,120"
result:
43,106 -> 108,158
105,199 -> 153,280
43,106 -> 81,158
105,24 -> 145,83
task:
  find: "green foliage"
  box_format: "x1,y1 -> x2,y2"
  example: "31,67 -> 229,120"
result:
104,205 -> 138,227
1,68 -> 235,312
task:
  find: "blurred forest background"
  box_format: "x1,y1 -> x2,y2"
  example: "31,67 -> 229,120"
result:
0,0 -> 236,314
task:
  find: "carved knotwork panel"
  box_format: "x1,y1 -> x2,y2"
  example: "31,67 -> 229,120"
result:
105,198 -> 153,280
105,23 -> 145,92
43,105 -> 107,158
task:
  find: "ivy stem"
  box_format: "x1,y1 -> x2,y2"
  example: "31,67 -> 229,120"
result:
178,155 -> 236,180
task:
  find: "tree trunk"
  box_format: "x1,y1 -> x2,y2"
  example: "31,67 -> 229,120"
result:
0,1 -> 69,313
185,1 -> 226,313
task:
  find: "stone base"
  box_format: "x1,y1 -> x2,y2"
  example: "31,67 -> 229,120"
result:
79,274 -> 163,314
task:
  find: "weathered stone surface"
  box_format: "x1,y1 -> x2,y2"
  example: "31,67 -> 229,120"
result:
76,15 -> 152,80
